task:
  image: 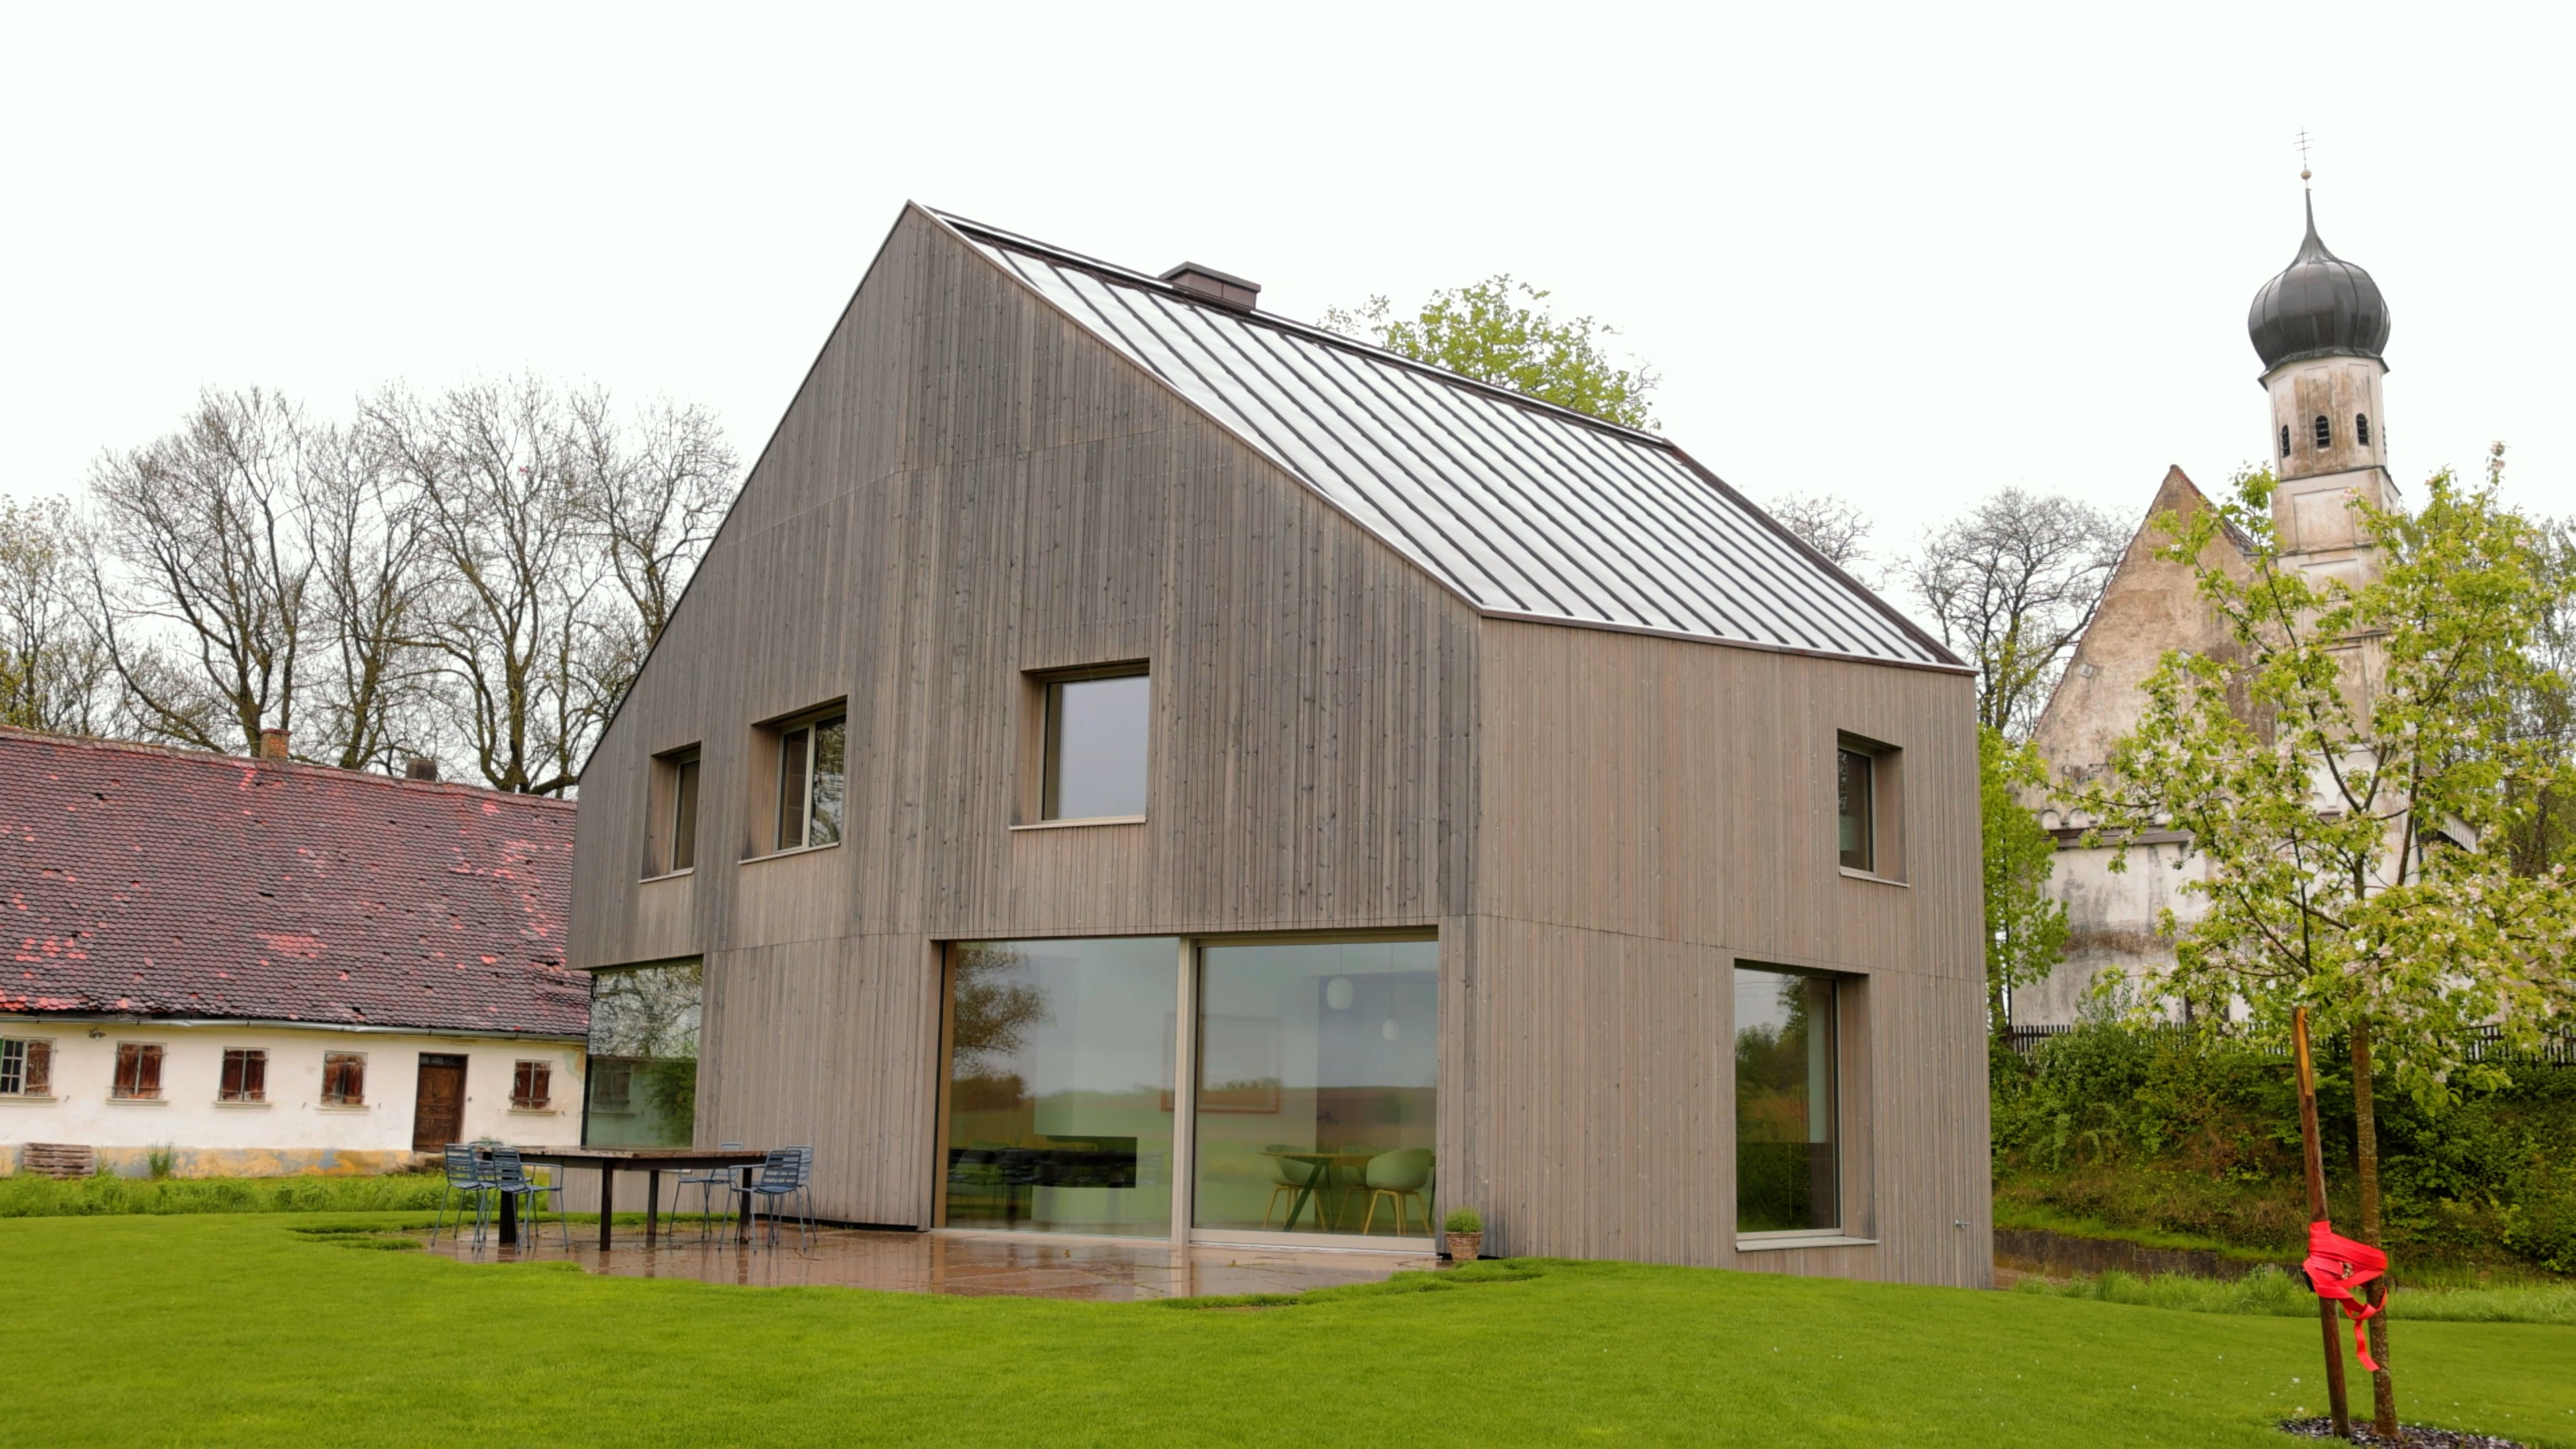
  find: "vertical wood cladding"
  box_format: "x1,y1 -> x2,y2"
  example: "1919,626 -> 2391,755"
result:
570,207 -> 1986,1284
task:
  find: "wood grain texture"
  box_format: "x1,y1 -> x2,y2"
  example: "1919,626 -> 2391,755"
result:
568,205 -> 1987,1285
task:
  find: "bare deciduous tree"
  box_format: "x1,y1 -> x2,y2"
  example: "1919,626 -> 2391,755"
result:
572,392 -> 738,647
1764,491 -> 1878,583
0,496 -> 113,734
1904,488 -> 2127,739
301,421 -> 441,771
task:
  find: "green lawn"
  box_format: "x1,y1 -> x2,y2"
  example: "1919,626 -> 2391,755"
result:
5,1214 -> 2571,1448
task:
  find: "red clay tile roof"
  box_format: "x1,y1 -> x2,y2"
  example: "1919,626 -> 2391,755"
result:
1,729 -> 586,1038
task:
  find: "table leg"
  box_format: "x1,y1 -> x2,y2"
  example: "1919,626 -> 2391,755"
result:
500,1187 -> 519,1247
646,1170 -> 661,1243
598,1163 -> 616,1252
1283,1163 -> 1318,1232
737,1167 -> 753,1244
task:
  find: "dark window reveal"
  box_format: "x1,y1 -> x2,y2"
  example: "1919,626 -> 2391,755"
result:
1836,748 -> 1875,873
219,1049 -> 268,1102
2356,413 -> 2371,447
2314,414 -> 2332,449
322,1051 -> 367,1106
511,1060 -> 552,1110
2279,425 -> 2291,458
113,1042 -> 164,1099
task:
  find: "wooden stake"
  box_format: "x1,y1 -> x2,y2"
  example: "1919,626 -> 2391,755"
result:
2294,1006 -> 2351,1439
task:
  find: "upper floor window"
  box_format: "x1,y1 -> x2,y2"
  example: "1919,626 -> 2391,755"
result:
772,712 -> 846,852
0,1038 -> 52,1096
2314,414 -> 2332,449
648,746 -> 701,876
219,1049 -> 268,1102
2279,425 -> 2290,458
113,1042 -> 164,1099
1835,748 -> 1875,872
322,1051 -> 367,1106
1043,668 -> 1150,820
511,1060 -> 553,1110
2355,413 -> 2371,447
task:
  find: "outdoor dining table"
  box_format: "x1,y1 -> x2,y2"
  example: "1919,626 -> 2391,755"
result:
1258,1150 -> 1379,1232
494,1146 -> 771,1250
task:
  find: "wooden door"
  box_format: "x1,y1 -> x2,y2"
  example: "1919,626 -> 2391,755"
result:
412,1055 -> 468,1151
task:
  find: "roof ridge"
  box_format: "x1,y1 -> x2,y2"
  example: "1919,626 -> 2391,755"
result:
0,727 -> 576,812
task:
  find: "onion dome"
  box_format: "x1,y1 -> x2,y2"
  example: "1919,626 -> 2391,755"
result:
2247,194 -> 2391,372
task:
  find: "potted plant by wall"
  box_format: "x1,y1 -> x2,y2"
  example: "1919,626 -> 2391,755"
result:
1442,1206 -> 1484,1262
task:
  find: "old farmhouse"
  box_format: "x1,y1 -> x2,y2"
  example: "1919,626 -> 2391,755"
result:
569,206 -> 1990,1285
1,729 -> 588,1177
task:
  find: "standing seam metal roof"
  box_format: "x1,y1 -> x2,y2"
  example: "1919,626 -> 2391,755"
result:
932,211 -> 1960,672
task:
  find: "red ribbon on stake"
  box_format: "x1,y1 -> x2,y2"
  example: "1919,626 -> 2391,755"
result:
2302,1220 -> 2387,1371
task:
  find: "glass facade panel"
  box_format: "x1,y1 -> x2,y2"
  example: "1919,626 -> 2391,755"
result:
1044,674 -> 1150,819
1193,939 -> 1438,1239
1734,966 -> 1838,1233
1836,748 -> 1874,871
669,755 -> 699,871
943,937 -> 1178,1236
585,961 -> 702,1147
775,727 -> 809,849
808,718 -> 846,845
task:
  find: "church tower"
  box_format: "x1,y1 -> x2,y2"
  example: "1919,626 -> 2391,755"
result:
2246,186 -> 2395,586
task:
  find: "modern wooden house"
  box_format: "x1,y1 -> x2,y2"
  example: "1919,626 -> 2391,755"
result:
569,206 -> 1990,1285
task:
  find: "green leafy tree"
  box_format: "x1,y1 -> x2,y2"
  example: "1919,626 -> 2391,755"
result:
2071,455 -> 2575,1435
1322,276 -> 1658,429
1982,725 -> 2069,1031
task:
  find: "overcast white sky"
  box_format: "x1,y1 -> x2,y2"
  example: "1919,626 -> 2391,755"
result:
4,3 -> 2569,562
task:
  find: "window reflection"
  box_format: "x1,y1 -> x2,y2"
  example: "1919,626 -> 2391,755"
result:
943,938 -> 1178,1236
1193,939 -> 1438,1238
585,961 -> 702,1147
1734,966 -> 1838,1233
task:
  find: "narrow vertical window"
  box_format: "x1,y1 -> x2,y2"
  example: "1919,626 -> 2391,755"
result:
1734,966 -> 1839,1234
219,1049 -> 268,1102
2355,414 -> 2371,447
775,724 -> 810,850
322,1051 -> 367,1106
511,1060 -> 552,1109
769,712 -> 846,851
2279,425 -> 2291,458
2314,414 -> 2332,449
1042,669 -> 1151,820
650,747 -> 700,875
0,1038 -> 52,1096
1836,748 -> 1874,873
113,1042 -> 164,1099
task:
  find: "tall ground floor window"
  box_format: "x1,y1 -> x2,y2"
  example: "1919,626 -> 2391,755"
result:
937,932 -> 1438,1245
1733,964 -> 1839,1235
585,960 -> 703,1147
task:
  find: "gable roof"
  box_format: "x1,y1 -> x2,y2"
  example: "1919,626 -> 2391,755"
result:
1,729 -> 586,1037
932,211 -> 1962,673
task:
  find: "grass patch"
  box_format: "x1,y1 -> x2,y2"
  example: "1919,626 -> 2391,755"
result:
2015,1265 -> 2576,1327
0,1172 -> 449,1217
2,1214 -> 2569,1446
1991,1197 -> 2284,1261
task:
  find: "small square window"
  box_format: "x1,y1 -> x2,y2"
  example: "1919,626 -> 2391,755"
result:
219,1049 -> 268,1102
0,1038 -> 52,1096
511,1060 -> 553,1110
591,1059 -> 634,1110
771,712 -> 845,852
113,1042 -> 164,1100
322,1051 -> 367,1106
1042,669 -> 1150,820
1836,747 -> 1875,873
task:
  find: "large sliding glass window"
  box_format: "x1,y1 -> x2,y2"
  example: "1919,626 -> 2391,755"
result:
1193,938 -> 1438,1240
1733,965 -> 1839,1234
942,937 -> 1179,1237
585,961 -> 703,1148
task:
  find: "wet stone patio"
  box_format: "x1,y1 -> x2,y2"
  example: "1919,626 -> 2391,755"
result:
422,1225 -> 1442,1301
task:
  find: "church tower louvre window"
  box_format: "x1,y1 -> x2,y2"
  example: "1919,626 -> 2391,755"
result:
2357,414 -> 2371,446
2280,425 -> 2292,458
2314,414 -> 2332,449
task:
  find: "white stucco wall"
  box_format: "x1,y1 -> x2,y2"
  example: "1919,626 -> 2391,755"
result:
0,1019 -> 585,1177
2012,837 -> 2210,1026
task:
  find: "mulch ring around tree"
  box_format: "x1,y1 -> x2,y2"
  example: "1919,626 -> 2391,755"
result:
2279,1418 -> 2528,1447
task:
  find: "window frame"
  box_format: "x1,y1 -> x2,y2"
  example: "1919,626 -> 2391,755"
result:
645,745 -> 702,879
2356,413 -> 2371,447
321,1051 -> 368,1107
1833,733 -> 1904,883
1835,745 -> 1876,874
217,1048 -> 268,1104
760,706 -> 847,856
1731,963 -> 1849,1244
2314,413 -> 2332,449
0,1037 -> 54,1097
111,1041 -> 166,1101
510,1059 -> 553,1110
1032,662 -> 1152,824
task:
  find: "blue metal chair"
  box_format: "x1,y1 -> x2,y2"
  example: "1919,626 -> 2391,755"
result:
433,1143 -> 497,1246
743,1146 -> 816,1252
488,1147 -> 570,1250
676,1142 -> 747,1240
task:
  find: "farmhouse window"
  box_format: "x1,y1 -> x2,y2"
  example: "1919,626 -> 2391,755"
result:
322,1051 -> 367,1106
1041,668 -> 1150,820
511,1060 -> 553,1110
218,1049 -> 268,1102
113,1042 -> 165,1099
0,1038 -> 52,1096
771,712 -> 846,852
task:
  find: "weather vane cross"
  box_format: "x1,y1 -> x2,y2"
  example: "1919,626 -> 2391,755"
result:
2296,127 -> 2314,182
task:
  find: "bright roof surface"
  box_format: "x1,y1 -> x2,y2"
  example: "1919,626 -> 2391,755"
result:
938,212 -> 1955,670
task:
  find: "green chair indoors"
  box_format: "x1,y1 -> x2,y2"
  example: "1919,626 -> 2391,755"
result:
1358,1148 -> 1434,1236
1260,1145 -> 1331,1230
